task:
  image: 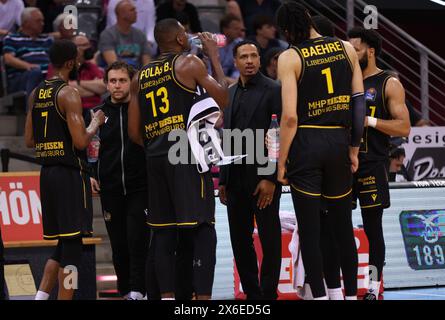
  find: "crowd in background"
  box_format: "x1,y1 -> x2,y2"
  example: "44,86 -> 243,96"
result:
0,0 -> 429,126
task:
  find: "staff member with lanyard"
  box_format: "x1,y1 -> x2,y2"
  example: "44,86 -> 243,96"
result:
89,61 -> 149,300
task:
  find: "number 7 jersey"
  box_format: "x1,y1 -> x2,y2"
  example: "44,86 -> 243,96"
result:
31,78 -> 87,170
292,36 -> 353,128
138,53 -> 198,157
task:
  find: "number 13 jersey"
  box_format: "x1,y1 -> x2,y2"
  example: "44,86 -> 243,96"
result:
138,53 -> 197,157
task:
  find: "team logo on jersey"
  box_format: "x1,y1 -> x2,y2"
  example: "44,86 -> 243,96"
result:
371,193 -> 378,202
365,88 -> 377,101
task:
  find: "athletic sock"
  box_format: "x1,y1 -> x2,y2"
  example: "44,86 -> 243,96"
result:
35,290 -> 50,300
345,295 -> 357,300
313,296 -> 329,300
327,288 -> 344,300
128,291 -> 144,300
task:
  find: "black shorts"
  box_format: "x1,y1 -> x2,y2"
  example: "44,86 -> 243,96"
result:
146,156 -> 215,229
352,161 -> 390,210
40,166 -> 93,240
287,127 -> 352,199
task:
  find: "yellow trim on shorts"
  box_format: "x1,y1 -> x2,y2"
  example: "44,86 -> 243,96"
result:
43,231 -> 81,239
359,189 -> 378,194
361,203 -> 382,209
146,222 -> 198,227
200,175 -> 204,199
299,125 -> 345,129
323,188 -> 352,199
146,221 -> 215,227
291,184 -> 321,197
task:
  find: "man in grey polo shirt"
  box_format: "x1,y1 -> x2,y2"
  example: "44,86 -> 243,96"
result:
99,0 -> 151,69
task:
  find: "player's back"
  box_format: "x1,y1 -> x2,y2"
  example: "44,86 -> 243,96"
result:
32,79 -> 86,170
293,36 -> 353,128
138,53 -> 196,157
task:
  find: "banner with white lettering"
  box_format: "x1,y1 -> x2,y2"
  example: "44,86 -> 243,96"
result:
403,127 -> 445,181
0,172 -> 42,241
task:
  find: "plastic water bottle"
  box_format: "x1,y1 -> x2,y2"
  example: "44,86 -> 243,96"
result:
87,133 -> 100,163
189,34 -> 227,50
267,114 -> 280,163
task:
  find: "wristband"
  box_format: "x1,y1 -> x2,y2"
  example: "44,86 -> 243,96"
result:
367,116 -> 377,128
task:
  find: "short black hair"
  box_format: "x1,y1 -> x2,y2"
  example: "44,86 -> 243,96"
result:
49,39 -> 78,68
104,61 -> 135,82
252,14 -> 275,34
220,14 -> 241,33
276,1 -> 313,45
348,27 -> 382,56
233,40 -> 260,57
312,15 -> 335,37
390,147 -> 406,159
154,18 -> 182,46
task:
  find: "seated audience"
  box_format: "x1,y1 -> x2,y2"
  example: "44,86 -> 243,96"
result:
3,7 -> 53,96
99,0 -> 151,68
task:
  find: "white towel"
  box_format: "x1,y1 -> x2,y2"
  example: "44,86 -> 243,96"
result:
187,88 -> 247,173
288,219 -> 305,290
187,91 -> 223,173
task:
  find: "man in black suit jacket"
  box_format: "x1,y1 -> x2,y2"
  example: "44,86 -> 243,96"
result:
218,40 -> 282,300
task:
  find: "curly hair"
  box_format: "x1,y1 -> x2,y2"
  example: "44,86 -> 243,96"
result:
347,27 -> 382,57
276,1 -> 313,45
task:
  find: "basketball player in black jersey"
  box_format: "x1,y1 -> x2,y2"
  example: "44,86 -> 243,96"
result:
276,2 -> 366,299
128,19 -> 228,300
347,27 -> 410,300
24,40 -> 105,300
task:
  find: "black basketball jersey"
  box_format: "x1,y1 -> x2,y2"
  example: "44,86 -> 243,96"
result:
138,53 -> 197,157
32,79 -> 86,170
359,70 -> 392,162
293,36 -> 353,127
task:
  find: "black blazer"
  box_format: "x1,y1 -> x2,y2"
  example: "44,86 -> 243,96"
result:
219,72 -> 281,191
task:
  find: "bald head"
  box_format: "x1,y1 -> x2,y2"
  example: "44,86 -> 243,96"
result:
116,0 -> 137,24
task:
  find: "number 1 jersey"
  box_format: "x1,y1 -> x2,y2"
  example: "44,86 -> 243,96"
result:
293,36 -> 353,128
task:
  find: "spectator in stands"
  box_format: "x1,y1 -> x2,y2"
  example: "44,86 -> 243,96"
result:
3,7 -> 53,96
0,0 -> 24,39
48,35 -> 106,118
226,0 -> 243,22
237,0 -> 281,37
219,14 -> 245,84
99,0 -> 151,68
24,0 -> 71,34
389,148 -> 409,182
248,15 -> 286,66
156,0 -> 202,34
52,13 -> 76,40
107,0 -> 157,55
261,47 -> 283,80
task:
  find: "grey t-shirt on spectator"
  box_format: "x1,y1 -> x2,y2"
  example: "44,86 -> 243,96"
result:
98,25 -> 150,69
